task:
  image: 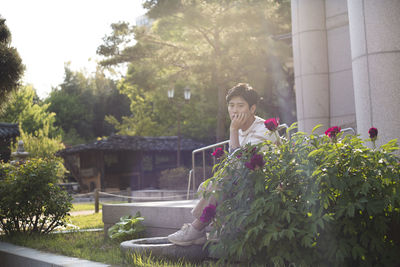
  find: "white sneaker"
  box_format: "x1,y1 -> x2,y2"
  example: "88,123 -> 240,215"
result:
167,224 -> 206,246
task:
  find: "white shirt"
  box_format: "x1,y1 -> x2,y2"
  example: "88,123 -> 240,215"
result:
238,116 -> 277,146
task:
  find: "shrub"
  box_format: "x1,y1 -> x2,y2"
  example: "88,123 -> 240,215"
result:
159,167 -> 190,190
208,123 -> 400,266
159,166 -> 212,190
12,127 -> 67,182
0,158 -> 72,235
108,212 -> 145,242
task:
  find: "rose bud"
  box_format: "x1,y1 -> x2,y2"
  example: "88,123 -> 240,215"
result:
325,126 -> 341,139
264,117 -> 280,131
368,127 -> 378,140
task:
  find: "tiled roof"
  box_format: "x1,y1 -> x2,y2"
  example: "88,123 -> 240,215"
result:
57,135 -> 205,155
0,123 -> 20,138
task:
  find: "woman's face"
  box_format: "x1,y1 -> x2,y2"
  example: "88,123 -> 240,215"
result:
227,96 -> 255,120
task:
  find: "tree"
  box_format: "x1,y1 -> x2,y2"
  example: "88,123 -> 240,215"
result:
45,64 -> 131,145
0,85 -> 60,138
92,67 -> 132,137
0,16 -> 24,109
0,85 -> 65,160
98,0 -> 294,142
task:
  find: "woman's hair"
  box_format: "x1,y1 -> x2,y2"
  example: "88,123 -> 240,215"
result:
226,83 -> 259,107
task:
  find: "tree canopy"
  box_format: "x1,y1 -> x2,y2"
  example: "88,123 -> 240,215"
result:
97,0 -> 294,142
1,1 -> 295,147
0,16 -> 24,109
45,64 -> 131,145
0,85 -> 65,160
0,85 -> 60,138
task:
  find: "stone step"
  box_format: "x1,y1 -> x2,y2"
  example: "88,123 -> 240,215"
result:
102,200 -> 199,237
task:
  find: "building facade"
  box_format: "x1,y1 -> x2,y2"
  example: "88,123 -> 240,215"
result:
291,0 -> 400,147
57,135 -> 204,192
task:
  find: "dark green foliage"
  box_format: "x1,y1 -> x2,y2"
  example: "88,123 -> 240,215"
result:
0,85 -> 65,162
45,65 -> 131,144
0,85 -> 61,138
0,158 -> 72,235
107,212 -> 145,242
208,124 -> 400,266
0,17 -> 24,107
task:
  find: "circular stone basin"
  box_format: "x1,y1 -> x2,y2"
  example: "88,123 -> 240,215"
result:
120,237 -> 209,261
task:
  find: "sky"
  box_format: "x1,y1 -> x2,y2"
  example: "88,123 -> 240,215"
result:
2,0 -> 147,99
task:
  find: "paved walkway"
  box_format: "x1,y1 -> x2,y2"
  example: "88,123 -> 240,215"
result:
0,241 -> 111,267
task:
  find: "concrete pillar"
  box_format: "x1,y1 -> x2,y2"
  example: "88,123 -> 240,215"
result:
325,0 -> 356,129
348,0 -> 400,147
292,0 -> 330,133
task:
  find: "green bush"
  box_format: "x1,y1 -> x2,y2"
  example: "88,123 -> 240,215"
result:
108,212 -> 145,242
159,167 -> 190,189
159,166 -> 212,190
0,158 -> 72,235
208,124 -> 400,266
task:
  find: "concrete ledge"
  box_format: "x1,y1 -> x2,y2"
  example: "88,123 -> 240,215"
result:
103,200 -> 198,237
131,190 -> 190,202
0,241 -> 110,267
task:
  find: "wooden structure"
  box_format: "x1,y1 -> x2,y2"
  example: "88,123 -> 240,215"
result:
0,123 -> 20,162
57,135 -> 204,192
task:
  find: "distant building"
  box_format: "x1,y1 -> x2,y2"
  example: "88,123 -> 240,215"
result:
0,123 -> 20,162
136,14 -> 154,28
57,135 -> 204,192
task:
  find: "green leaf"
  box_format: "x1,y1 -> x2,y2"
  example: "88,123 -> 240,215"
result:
262,233 -> 273,246
347,204 -> 355,217
311,124 -> 324,134
308,149 -> 323,158
316,218 -> 324,229
286,229 -> 295,240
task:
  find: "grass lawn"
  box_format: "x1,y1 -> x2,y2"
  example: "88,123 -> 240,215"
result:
0,205 -> 219,266
1,231 -> 217,266
71,202 -> 102,212
66,212 -> 104,229
71,201 -> 127,212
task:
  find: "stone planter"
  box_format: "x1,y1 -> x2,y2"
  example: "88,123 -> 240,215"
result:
120,236 -> 209,262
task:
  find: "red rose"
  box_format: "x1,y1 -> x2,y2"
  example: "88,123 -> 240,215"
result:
212,147 -> 224,158
264,117 -> 280,131
368,127 -> 378,139
245,153 -> 265,171
199,204 -> 217,223
325,126 -> 341,139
